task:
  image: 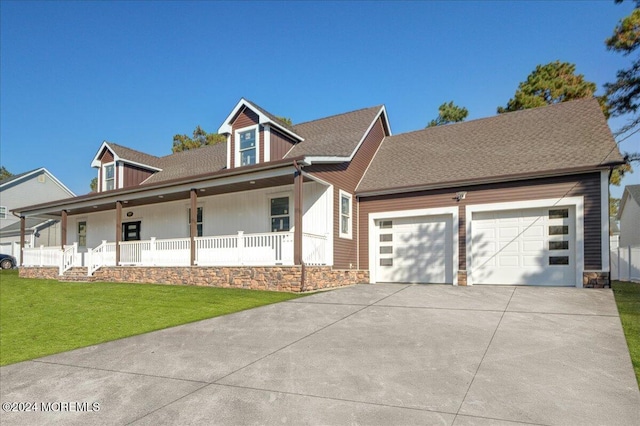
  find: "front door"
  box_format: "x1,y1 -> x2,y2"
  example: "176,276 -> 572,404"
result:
122,221 -> 141,241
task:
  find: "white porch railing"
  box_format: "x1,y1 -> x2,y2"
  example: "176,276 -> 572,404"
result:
60,243 -> 78,275
303,233 -> 328,265
49,231 -> 327,276
196,231 -> 294,266
611,245 -> 640,282
86,241 -> 116,276
141,237 -> 191,266
22,246 -> 63,267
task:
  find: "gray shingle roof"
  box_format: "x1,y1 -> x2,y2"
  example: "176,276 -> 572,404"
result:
143,143 -> 227,184
107,143 -> 163,169
0,168 -> 41,187
357,98 -> 622,194
287,106 -> 383,157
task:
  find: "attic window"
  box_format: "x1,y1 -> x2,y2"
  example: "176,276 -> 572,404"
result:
104,164 -> 115,190
235,125 -> 259,167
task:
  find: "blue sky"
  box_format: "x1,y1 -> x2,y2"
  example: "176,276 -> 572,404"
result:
1,1 -> 639,199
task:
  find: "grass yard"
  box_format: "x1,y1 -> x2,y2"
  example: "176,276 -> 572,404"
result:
612,280 -> 640,387
0,269 -> 301,366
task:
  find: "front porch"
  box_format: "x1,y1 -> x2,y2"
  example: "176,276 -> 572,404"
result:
22,231 -> 328,275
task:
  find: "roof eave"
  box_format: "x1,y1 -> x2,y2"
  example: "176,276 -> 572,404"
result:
14,157 -> 306,216
356,166 -> 616,198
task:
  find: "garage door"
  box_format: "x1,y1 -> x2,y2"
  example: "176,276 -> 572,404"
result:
471,207 -> 575,286
375,215 -> 453,284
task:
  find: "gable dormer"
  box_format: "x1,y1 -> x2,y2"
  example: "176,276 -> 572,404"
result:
218,99 -> 303,169
91,142 -> 162,192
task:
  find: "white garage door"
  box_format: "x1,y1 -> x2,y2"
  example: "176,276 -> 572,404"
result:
471,207 -> 575,286
375,215 -> 453,284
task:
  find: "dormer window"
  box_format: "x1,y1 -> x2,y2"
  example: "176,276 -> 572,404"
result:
104,163 -> 115,190
235,125 -> 259,167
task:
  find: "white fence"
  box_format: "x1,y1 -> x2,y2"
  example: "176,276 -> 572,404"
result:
195,232 -> 294,266
22,246 -> 63,267
610,245 -> 640,282
23,231 -> 328,276
303,233 -> 328,265
0,242 -> 22,265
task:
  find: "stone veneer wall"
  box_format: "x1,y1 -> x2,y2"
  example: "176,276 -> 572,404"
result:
302,267 -> 369,292
457,271 -> 468,286
19,267 -> 59,280
86,266 -> 369,292
583,271 -> 611,288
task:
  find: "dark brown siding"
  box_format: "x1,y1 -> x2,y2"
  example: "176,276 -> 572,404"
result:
123,164 -> 154,188
100,149 -> 114,164
271,128 -> 295,160
230,107 -> 260,169
358,172 -> 603,271
306,116 -> 387,269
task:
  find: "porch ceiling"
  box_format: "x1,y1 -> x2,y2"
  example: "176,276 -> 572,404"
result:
64,174 -> 312,217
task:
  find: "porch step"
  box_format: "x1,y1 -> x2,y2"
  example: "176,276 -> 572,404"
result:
58,267 -> 97,283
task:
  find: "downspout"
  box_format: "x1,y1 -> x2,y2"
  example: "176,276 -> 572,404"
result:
293,160 -> 305,291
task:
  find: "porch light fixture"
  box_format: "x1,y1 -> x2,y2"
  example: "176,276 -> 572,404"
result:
199,189 -> 206,192
249,181 -> 256,184
158,195 -> 164,199
123,200 -> 129,204
92,206 -> 98,209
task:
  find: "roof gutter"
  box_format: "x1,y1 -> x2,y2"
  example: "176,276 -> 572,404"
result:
356,165 -> 622,198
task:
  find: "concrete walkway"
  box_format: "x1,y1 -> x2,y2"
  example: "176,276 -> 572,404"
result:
1,284 -> 639,425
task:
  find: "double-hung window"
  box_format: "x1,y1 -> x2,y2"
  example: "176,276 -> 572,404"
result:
104,164 -> 115,190
339,190 -> 352,239
270,197 -> 290,232
0,206 -> 7,219
235,125 -> 259,167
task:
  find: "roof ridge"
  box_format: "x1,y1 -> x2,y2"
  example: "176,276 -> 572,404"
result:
386,98 -> 600,139
293,105 -> 383,128
158,141 -> 227,160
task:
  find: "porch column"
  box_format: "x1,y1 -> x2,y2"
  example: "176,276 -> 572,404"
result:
294,166 -> 303,265
61,209 -> 67,249
115,200 -> 122,265
19,216 -> 25,266
190,189 -> 197,266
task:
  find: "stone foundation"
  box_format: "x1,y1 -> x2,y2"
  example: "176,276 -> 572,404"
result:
302,266 -> 369,292
19,267 -> 59,280
457,271 -> 468,286
583,271 -> 611,288
20,265 -> 369,293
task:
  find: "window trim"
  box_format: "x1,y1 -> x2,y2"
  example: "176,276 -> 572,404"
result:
339,190 -> 352,239
234,124 -> 260,167
102,162 -> 115,191
77,220 -> 87,247
268,193 -> 291,232
0,206 -> 7,219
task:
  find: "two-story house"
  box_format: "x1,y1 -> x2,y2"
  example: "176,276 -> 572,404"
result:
0,168 -> 75,263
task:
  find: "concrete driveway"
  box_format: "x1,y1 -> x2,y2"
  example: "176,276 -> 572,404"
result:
1,284 -> 639,425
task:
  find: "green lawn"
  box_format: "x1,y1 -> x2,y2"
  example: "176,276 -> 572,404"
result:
612,280 -> 640,387
0,269 -> 301,366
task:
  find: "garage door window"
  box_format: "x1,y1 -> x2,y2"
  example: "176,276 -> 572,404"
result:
549,256 -> 569,265
549,225 -> 568,235
549,209 -> 569,219
549,241 -> 569,250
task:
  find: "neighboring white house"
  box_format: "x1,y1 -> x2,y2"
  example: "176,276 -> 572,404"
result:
0,168 -> 75,260
617,184 -> 640,247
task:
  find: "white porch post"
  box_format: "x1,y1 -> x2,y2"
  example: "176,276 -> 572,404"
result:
150,237 -> 156,266
237,231 -> 244,265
